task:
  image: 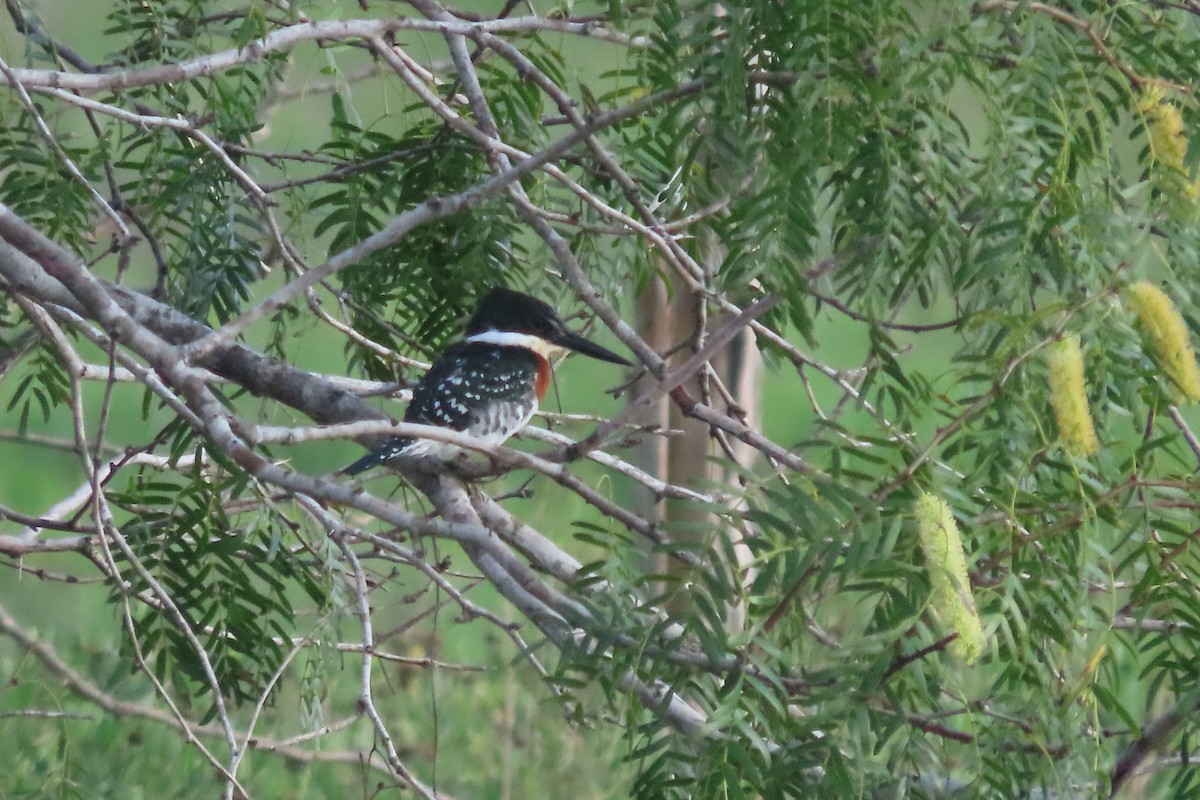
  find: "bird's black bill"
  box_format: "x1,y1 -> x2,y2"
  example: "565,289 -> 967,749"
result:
554,330 -> 632,366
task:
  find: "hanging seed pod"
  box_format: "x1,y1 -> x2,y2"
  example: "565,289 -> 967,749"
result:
1045,336 -> 1099,456
914,492 -> 987,664
1137,87 -> 1189,172
1125,281 -> 1200,404
1135,89 -> 1200,202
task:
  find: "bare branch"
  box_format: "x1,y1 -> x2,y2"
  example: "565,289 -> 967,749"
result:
0,55 -> 128,237
974,1 -> 1190,91
334,536 -> 442,800
0,599 -> 402,777
0,17 -> 642,93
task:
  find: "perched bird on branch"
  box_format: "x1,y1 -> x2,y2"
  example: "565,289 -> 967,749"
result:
341,287 -> 631,475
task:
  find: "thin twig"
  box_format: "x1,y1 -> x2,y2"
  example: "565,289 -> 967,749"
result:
974,0 -> 1190,92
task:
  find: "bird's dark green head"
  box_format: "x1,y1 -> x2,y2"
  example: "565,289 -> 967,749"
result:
466,288 -> 632,366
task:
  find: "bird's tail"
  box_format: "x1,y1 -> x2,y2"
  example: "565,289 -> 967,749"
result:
339,436 -> 414,475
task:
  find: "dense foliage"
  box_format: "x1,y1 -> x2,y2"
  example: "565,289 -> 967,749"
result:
3,1 -> 1200,798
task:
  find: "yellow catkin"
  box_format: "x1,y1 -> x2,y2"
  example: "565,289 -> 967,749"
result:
1136,88 -> 1200,202
1045,336 -> 1100,456
1137,87 -> 1190,172
914,492 -> 987,664
1125,281 -> 1200,404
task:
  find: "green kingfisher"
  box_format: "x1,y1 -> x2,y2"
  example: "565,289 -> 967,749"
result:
341,287 -> 631,475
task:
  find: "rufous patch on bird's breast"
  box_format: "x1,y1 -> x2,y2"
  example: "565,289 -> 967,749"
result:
534,355 -> 552,401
